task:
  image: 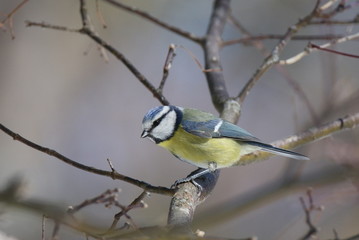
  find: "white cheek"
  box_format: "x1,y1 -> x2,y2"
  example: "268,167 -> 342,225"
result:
152,111 -> 177,140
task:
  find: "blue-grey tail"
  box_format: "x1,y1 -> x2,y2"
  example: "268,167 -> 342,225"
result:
245,141 -> 309,160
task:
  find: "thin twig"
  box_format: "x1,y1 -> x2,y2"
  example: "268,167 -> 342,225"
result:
299,188 -> 324,240
158,43 -> 223,94
0,0 -> 29,39
26,3 -> 170,105
81,27 -> 170,104
158,44 -> 176,93
222,34 -> 352,46
236,0 -> 322,104
194,165 -> 352,230
95,0 -> 108,28
68,188 -> 121,214
0,123 -> 173,196
26,21 -> 80,32
236,112 -> 359,165
109,191 -> 148,230
310,42 -> 359,58
317,0 -> 356,19
101,0 -> 203,43
228,14 -> 319,125
319,0 -> 340,11
176,44 -> 222,73
310,18 -> 359,25
42,215 -> 46,240
51,221 -> 61,240
280,31 -> 359,65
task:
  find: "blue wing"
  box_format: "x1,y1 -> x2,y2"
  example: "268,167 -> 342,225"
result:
181,119 -> 260,141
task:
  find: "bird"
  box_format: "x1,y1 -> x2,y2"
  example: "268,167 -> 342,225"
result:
141,105 -> 309,183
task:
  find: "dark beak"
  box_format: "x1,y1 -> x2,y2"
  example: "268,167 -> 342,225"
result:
141,130 -> 149,138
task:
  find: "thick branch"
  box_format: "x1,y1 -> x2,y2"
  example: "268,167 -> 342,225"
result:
167,0 -> 232,230
202,0 -> 231,114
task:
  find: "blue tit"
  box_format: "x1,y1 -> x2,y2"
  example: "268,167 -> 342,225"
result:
141,105 -> 309,180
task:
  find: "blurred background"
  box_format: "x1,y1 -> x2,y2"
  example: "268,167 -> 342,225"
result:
0,0 -> 358,239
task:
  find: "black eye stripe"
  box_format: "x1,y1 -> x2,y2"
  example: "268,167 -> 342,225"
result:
150,109 -> 173,131
152,118 -> 161,128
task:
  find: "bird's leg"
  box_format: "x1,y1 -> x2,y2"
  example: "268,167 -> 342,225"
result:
171,162 -> 218,189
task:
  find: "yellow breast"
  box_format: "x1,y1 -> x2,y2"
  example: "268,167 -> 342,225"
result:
159,127 -> 256,168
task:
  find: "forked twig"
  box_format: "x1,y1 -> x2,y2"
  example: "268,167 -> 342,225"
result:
299,188 -> 324,240
236,0 -> 322,104
158,44 -> 222,94
0,0 -> 29,39
109,191 -> 148,230
26,0 -> 170,106
280,32 -> 359,65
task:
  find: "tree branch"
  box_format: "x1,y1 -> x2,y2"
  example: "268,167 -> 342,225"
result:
299,188 -> 322,240
26,0 -> 170,106
167,0 -> 232,230
237,112 -> 359,165
0,123 -> 173,196
236,0 -> 321,104
101,0 -> 203,43
222,34 -> 352,47
0,0 -> 29,39
202,0 -> 231,114
279,32 -> 359,65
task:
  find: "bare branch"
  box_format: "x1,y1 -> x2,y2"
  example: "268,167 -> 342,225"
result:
68,188 -> 121,214
26,21 -> 79,32
0,0 -> 29,39
167,169 -> 219,230
109,191 -> 148,230
310,43 -> 359,58
42,216 -> 46,240
194,165 -> 353,230
79,0 -> 90,29
319,0 -> 341,11
222,34 -> 352,46
236,0 -> 322,104
167,0 -> 232,230
299,188 -> 323,240
280,31 -> 359,65
95,0 -> 108,28
237,112 -> 359,165
310,18 -> 359,25
26,10 -> 170,105
228,14 -> 319,125
158,44 -> 176,93
202,0 -> 231,114
78,0 -> 170,105
0,123 -> 173,196
101,0 -> 203,43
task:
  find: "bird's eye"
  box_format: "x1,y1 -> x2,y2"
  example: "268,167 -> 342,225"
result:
153,118 -> 161,127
